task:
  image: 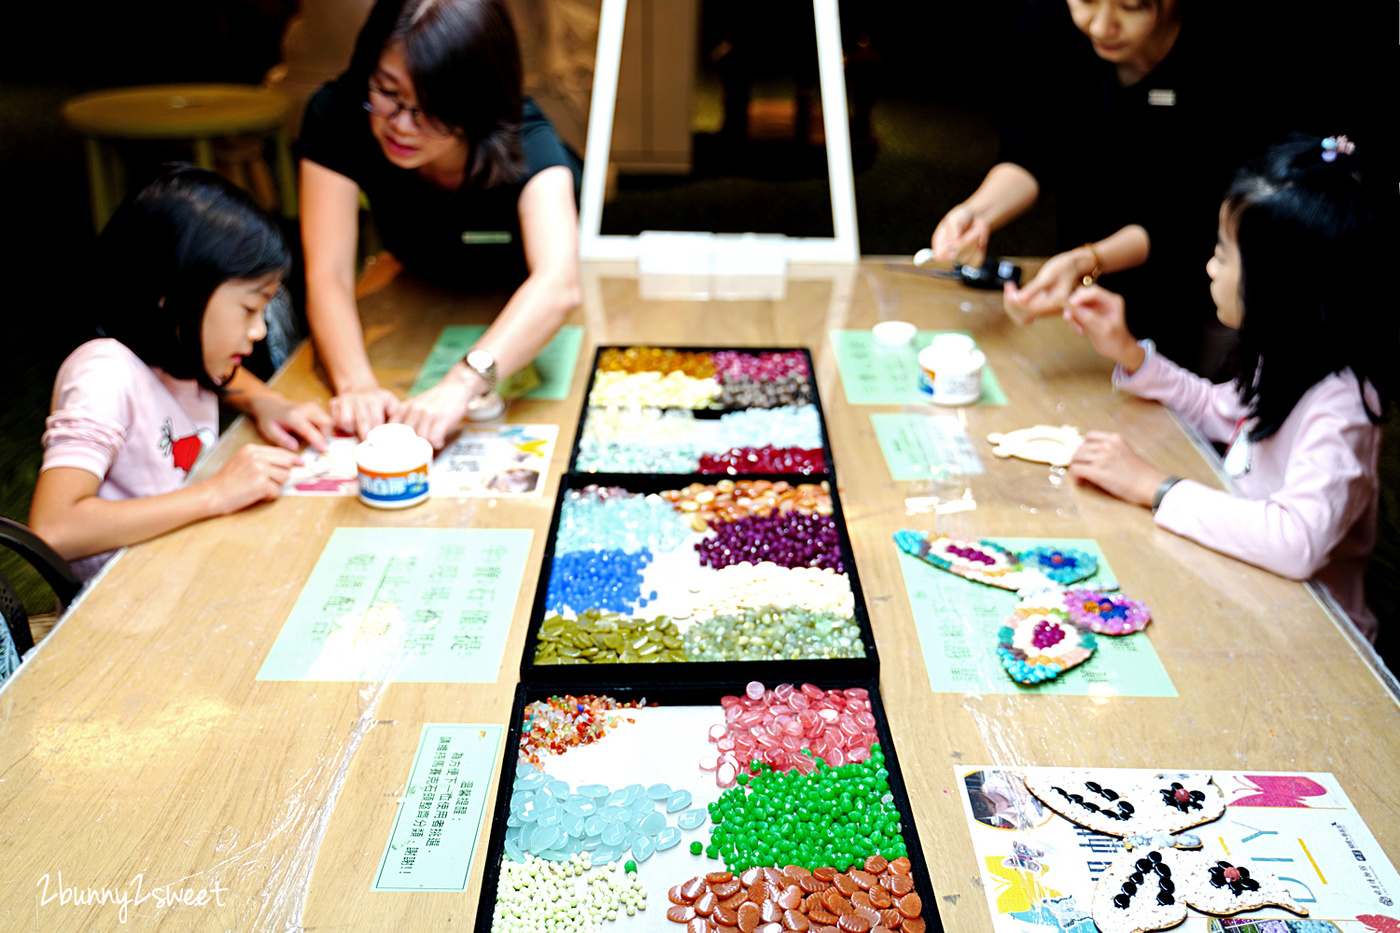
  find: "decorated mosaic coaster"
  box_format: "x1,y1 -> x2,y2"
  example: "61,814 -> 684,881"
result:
1062,588 -> 1151,635
1017,546 -> 1098,585
894,530 -> 1025,590
996,606 -> 1096,684
1091,845 -> 1308,933
1020,771 -> 1226,838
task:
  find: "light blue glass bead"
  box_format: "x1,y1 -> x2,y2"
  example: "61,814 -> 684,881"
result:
605,788 -> 630,807
562,813 -> 584,838
620,784 -> 646,806
676,808 -> 708,830
655,827 -> 683,850
640,812 -> 668,836
506,812 -> 522,828
1176,833 -> 1201,848
592,844 -> 621,863
581,836 -> 602,851
530,824 -> 561,852
564,796 -> 596,816
577,783 -> 611,799
515,769 -> 546,790
585,815 -> 605,837
545,779 -> 570,800
515,795 -> 540,822
599,804 -> 627,823
601,822 -> 627,847
666,790 -> 692,812
631,834 -> 656,862
629,796 -> 655,816
536,804 -> 562,827
503,835 -> 524,862
647,783 -> 672,800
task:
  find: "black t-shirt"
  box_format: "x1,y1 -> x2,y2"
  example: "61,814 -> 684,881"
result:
999,0 -> 1281,372
300,78 -> 580,288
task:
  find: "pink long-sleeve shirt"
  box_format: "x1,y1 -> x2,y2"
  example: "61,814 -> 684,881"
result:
1116,344 -> 1381,639
41,339 -> 218,581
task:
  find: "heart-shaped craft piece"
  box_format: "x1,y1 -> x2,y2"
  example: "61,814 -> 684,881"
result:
1018,546 -> 1098,585
996,607 -> 1097,684
1019,771 -> 1226,838
894,530 -> 1025,590
1062,588 -> 1151,635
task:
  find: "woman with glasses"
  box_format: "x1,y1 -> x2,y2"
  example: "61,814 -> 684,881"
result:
298,0 -> 581,447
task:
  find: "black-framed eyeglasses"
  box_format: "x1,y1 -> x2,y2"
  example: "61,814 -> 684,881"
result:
364,82 -> 453,139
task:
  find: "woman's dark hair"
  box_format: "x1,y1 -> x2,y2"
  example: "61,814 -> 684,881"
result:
349,0 -> 524,188
95,165 -> 290,392
1222,133 -> 1392,441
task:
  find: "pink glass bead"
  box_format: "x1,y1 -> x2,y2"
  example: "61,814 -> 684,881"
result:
717,736 -> 736,751
709,724 -> 728,742
699,755 -> 719,772
720,695 -> 741,708
717,762 -> 737,787
800,683 -> 824,700
792,753 -> 818,775
845,687 -> 868,700
847,746 -> 871,763
773,682 -> 794,702
745,681 -> 766,700
786,691 -> 809,711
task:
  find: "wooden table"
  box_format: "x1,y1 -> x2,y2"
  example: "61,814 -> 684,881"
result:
2,261 -> 1396,931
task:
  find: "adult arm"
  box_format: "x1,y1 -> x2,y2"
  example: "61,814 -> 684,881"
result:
300,157 -> 399,439
393,165 -> 581,448
930,163 -> 1040,267
29,449 -> 299,562
221,367 -> 332,452
1005,224 -> 1150,322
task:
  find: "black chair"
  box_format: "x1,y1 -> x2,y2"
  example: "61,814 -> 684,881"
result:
1,518 -> 81,680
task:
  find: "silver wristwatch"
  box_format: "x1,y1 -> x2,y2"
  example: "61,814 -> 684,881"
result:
463,348 -> 497,392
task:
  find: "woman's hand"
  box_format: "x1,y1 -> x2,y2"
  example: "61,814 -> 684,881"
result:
203,444 -> 302,515
391,364 -> 488,449
931,205 -> 990,267
1003,247 -> 1094,323
1063,285 -> 1146,372
329,385 -> 400,440
1068,430 -> 1168,508
244,392 -> 332,452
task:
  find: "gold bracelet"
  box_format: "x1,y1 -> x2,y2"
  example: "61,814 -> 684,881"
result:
1080,242 -> 1103,286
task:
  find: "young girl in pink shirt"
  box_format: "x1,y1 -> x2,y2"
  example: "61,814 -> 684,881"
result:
1065,134 -> 1389,639
30,167 -> 332,580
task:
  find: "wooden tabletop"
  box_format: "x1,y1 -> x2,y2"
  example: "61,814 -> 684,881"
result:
61,84 -> 293,138
2,260 -> 1396,932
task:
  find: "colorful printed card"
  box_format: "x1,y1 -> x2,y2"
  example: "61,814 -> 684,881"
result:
956,765 -> 1400,930
830,329 -> 1008,406
375,724 -> 504,891
871,412 -> 985,480
283,425 -> 557,498
257,528 -> 530,682
897,538 -> 1177,696
411,325 -> 583,399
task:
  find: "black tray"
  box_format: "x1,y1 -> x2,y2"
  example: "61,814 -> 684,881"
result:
520,472 -> 878,685
569,346 -> 834,476
474,679 -> 945,933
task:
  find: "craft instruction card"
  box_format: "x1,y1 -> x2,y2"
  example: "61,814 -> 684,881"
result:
830,329 -> 1008,406
258,528 -> 530,682
897,538 -> 1177,697
956,766 -> 1400,930
283,424 -> 558,498
871,412 -> 985,480
374,724 -> 504,891
411,325 -> 583,399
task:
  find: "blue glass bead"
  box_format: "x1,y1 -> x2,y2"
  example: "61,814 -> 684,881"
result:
631,834 -> 656,862
647,783 -> 673,800
676,808 -> 708,830
666,790 -> 693,812
655,826 -> 683,850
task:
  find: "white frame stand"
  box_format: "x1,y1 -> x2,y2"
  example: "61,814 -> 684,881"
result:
578,0 -> 860,265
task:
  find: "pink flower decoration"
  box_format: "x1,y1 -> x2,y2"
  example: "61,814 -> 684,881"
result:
1062,589 -> 1150,635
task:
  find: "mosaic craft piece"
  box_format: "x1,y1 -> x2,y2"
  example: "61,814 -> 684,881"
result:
996,606 -> 1097,684
1019,771 -> 1226,838
1017,546 -> 1097,585
986,424 -> 1084,467
1063,588 -> 1151,635
893,530 -> 1025,590
1091,845 -> 1308,933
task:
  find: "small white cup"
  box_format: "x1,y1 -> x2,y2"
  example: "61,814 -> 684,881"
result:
354,424 -> 433,509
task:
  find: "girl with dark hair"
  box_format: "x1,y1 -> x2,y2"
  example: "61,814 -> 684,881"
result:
299,0 -> 581,448
30,167 -> 332,581
1063,135 -> 1392,639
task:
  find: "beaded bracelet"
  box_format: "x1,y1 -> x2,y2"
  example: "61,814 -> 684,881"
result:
1152,475 -> 1183,512
1080,242 -> 1103,287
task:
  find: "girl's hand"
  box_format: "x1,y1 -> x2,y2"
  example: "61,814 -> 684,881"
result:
1003,248 -> 1089,323
205,444 -> 301,515
1068,430 -> 1168,508
931,205 -> 990,267
247,393 -> 332,452
329,385 -> 400,440
1063,285 -> 1146,372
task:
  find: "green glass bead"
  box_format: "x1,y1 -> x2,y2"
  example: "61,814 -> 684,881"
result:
690,841 -> 703,855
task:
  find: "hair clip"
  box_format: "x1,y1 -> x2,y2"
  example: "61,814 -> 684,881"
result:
1321,135 -> 1355,162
